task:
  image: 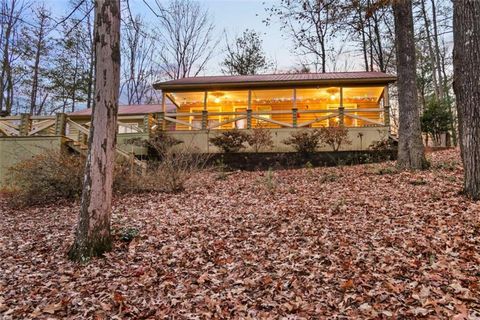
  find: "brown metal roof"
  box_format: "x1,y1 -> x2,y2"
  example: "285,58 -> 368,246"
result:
69,103 -> 176,116
154,71 -> 397,91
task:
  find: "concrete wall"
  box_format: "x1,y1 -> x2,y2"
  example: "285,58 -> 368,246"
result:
169,127 -> 389,153
0,136 -> 65,187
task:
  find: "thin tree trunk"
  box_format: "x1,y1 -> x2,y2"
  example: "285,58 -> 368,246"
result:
30,39 -> 43,115
361,22 -> 369,72
69,0 -> 121,262
0,2 -> 15,114
453,1 -> 480,200
430,0 -> 444,99
440,43 -> 457,146
372,9 -> 385,72
86,9 -> 95,110
420,0 -> 440,99
393,0 -> 427,170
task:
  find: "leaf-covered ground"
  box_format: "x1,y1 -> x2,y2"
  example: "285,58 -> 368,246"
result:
0,149 -> 479,319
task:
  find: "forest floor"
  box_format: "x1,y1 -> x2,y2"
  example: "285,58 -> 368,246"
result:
0,149 -> 479,319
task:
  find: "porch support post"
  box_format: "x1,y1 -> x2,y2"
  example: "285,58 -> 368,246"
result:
161,91 -> 167,130
202,91 -> 208,130
292,88 -> 298,128
247,90 -> 252,129
383,85 -> 391,134
144,113 -> 152,136
338,87 -> 345,127
19,113 -> 31,136
55,112 -> 67,136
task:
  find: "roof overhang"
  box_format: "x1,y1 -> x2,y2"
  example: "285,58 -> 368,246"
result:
154,72 -> 397,92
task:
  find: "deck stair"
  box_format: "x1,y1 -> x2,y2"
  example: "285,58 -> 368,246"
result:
65,138 -> 147,173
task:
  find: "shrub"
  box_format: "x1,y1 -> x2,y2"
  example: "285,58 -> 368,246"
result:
247,127 -> 274,152
127,130 -> 209,193
283,129 -> 321,153
369,137 -> 398,152
209,129 -> 249,153
318,126 -> 351,151
125,130 -> 183,159
7,151 -> 85,206
151,146 -> 209,193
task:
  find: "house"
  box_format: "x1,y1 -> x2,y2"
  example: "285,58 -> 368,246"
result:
153,71 -> 396,152
0,71 -> 396,185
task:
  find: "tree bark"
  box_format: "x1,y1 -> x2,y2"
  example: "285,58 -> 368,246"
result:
392,0 -> 427,170
29,19 -> 46,115
453,1 -> 480,200
430,0 -> 444,99
420,0 -> 440,99
69,0 -> 120,262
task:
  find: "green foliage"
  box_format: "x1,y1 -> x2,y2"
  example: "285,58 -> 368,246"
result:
421,98 -> 452,143
210,129 -> 249,153
222,29 -> 272,75
283,129 -> 321,153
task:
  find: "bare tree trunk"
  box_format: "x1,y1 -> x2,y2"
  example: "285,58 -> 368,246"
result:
86,6 -> 95,110
29,35 -> 43,114
430,0 -> 444,99
393,0 -> 426,170
0,0 -> 16,114
372,9 -> 385,72
453,1 -> 480,200
420,0 -> 440,99
440,43 -> 457,146
69,0 -> 120,262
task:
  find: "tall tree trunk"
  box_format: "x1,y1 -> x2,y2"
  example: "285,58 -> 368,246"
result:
420,0 -> 440,99
393,0 -> 426,170
453,1 -> 480,200
372,9 -> 385,72
430,0 -> 444,99
69,0 -> 121,262
29,42 -> 42,115
440,43 -> 457,146
0,2 -> 14,114
86,9 -> 95,110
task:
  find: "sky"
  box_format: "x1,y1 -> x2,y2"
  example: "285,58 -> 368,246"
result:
41,0 -> 313,74
130,0 -> 295,73
42,0 -> 366,75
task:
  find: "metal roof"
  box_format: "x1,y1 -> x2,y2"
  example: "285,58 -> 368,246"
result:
154,71 -> 397,91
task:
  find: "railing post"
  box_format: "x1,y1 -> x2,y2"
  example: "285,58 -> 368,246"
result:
19,113 -> 31,136
338,106 -> 345,127
383,85 -> 391,134
246,109 -> 252,129
55,113 -> 67,136
157,112 -> 166,131
384,105 -> 391,132
143,113 -> 152,135
201,110 -> 208,130
77,131 -> 88,145
292,108 -> 298,128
